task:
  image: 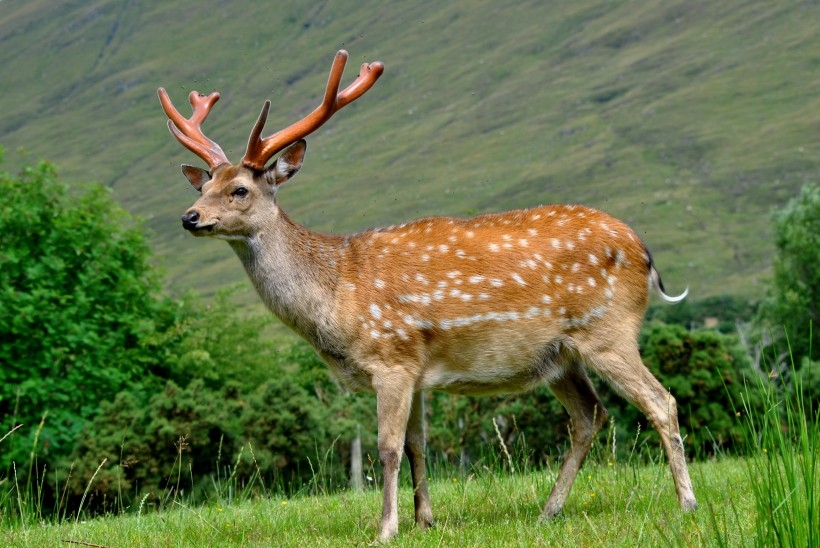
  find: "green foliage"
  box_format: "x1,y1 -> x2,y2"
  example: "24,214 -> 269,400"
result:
64,339 -> 376,510
623,322 -> 757,457
759,184 -> 820,363
0,155 -> 172,469
646,294 -> 758,333
736,356 -> 819,547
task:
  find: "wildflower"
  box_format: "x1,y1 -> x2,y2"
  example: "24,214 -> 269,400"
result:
282,501 -> 288,506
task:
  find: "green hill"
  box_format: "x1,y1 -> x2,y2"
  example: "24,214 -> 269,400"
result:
3,0 -> 819,306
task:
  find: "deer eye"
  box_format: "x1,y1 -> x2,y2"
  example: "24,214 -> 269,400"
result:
232,186 -> 249,198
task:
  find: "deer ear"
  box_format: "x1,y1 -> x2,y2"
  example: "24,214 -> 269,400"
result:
269,140 -> 306,185
181,164 -> 211,191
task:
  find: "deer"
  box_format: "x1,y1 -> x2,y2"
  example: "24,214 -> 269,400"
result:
158,50 -> 697,541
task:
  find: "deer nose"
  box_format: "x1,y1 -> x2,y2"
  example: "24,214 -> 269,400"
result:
181,210 -> 200,230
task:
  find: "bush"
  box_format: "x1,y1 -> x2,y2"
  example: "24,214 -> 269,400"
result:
63,339 -> 376,510
0,155 -> 175,470
620,322 -> 758,457
758,184 -> 820,363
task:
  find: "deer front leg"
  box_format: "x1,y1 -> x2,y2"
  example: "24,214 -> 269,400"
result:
375,377 -> 414,542
405,391 -> 434,530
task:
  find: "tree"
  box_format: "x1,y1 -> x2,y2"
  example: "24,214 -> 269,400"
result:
0,153 -> 172,469
759,184 -> 820,363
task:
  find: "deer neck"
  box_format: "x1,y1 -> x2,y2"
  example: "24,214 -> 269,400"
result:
227,210 -> 343,347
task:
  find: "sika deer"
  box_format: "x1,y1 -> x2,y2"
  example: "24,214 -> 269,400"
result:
158,50 -> 697,541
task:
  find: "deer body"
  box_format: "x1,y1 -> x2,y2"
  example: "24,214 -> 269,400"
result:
159,50 -> 697,542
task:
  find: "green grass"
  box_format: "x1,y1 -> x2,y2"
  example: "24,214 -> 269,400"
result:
3,351 -> 818,546
3,0 -> 820,306
2,458 -> 757,547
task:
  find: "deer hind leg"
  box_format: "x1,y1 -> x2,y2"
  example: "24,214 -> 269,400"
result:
405,391 -> 434,530
374,375 -> 415,542
586,345 -> 698,512
541,363 -> 609,519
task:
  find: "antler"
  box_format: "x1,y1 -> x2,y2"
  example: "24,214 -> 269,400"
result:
157,88 -> 230,170
242,50 -> 385,170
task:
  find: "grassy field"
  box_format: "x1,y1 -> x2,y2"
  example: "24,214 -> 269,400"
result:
3,1 -> 820,305
3,457 -> 758,547
3,359 -> 817,547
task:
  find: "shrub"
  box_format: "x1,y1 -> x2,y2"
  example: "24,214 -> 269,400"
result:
0,155 -> 175,470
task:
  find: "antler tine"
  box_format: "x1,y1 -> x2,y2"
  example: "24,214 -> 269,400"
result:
337,61 -> 385,108
242,50 -> 384,170
157,88 -> 230,170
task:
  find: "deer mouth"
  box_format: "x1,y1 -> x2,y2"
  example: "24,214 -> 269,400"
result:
183,220 -> 217,235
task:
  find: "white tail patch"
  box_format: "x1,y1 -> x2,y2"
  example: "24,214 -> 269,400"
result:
650,266 -> 688,304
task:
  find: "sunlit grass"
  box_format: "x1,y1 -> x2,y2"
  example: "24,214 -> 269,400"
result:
2,457 -> 757,547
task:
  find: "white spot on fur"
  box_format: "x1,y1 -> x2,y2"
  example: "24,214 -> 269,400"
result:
469,275 -> 486,284
489,243 -> 500,252
511,273 -> 527,286
490,279 -> 504,287
588,277 -> 596,287
370,304 -> 382,319
588,253 -> 599,265
374,278 -> 386,289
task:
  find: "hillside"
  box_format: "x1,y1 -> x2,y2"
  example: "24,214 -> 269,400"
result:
2,0 -> 820,305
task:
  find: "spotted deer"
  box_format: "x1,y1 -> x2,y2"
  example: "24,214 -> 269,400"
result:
158,50 -> 697,541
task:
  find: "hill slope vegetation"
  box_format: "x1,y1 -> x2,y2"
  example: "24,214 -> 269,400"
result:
2,0 -> 820,302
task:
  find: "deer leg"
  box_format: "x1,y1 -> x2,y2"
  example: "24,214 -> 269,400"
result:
404,390 -> 434,530
588,346 -> 698,512
375,378 -> 414,542
541,364 -> 609,519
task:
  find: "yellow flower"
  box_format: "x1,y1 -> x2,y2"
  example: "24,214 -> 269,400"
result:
282,501 -> 288,506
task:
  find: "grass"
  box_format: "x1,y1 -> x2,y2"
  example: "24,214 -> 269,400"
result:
2,334 -> 818,545
3,1 -> 820,304
3,457 -> 757,547
3,387 -> 816,546
734,346 -> 819,547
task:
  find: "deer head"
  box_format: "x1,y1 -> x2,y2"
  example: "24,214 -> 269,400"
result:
157,50 -> 384,240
